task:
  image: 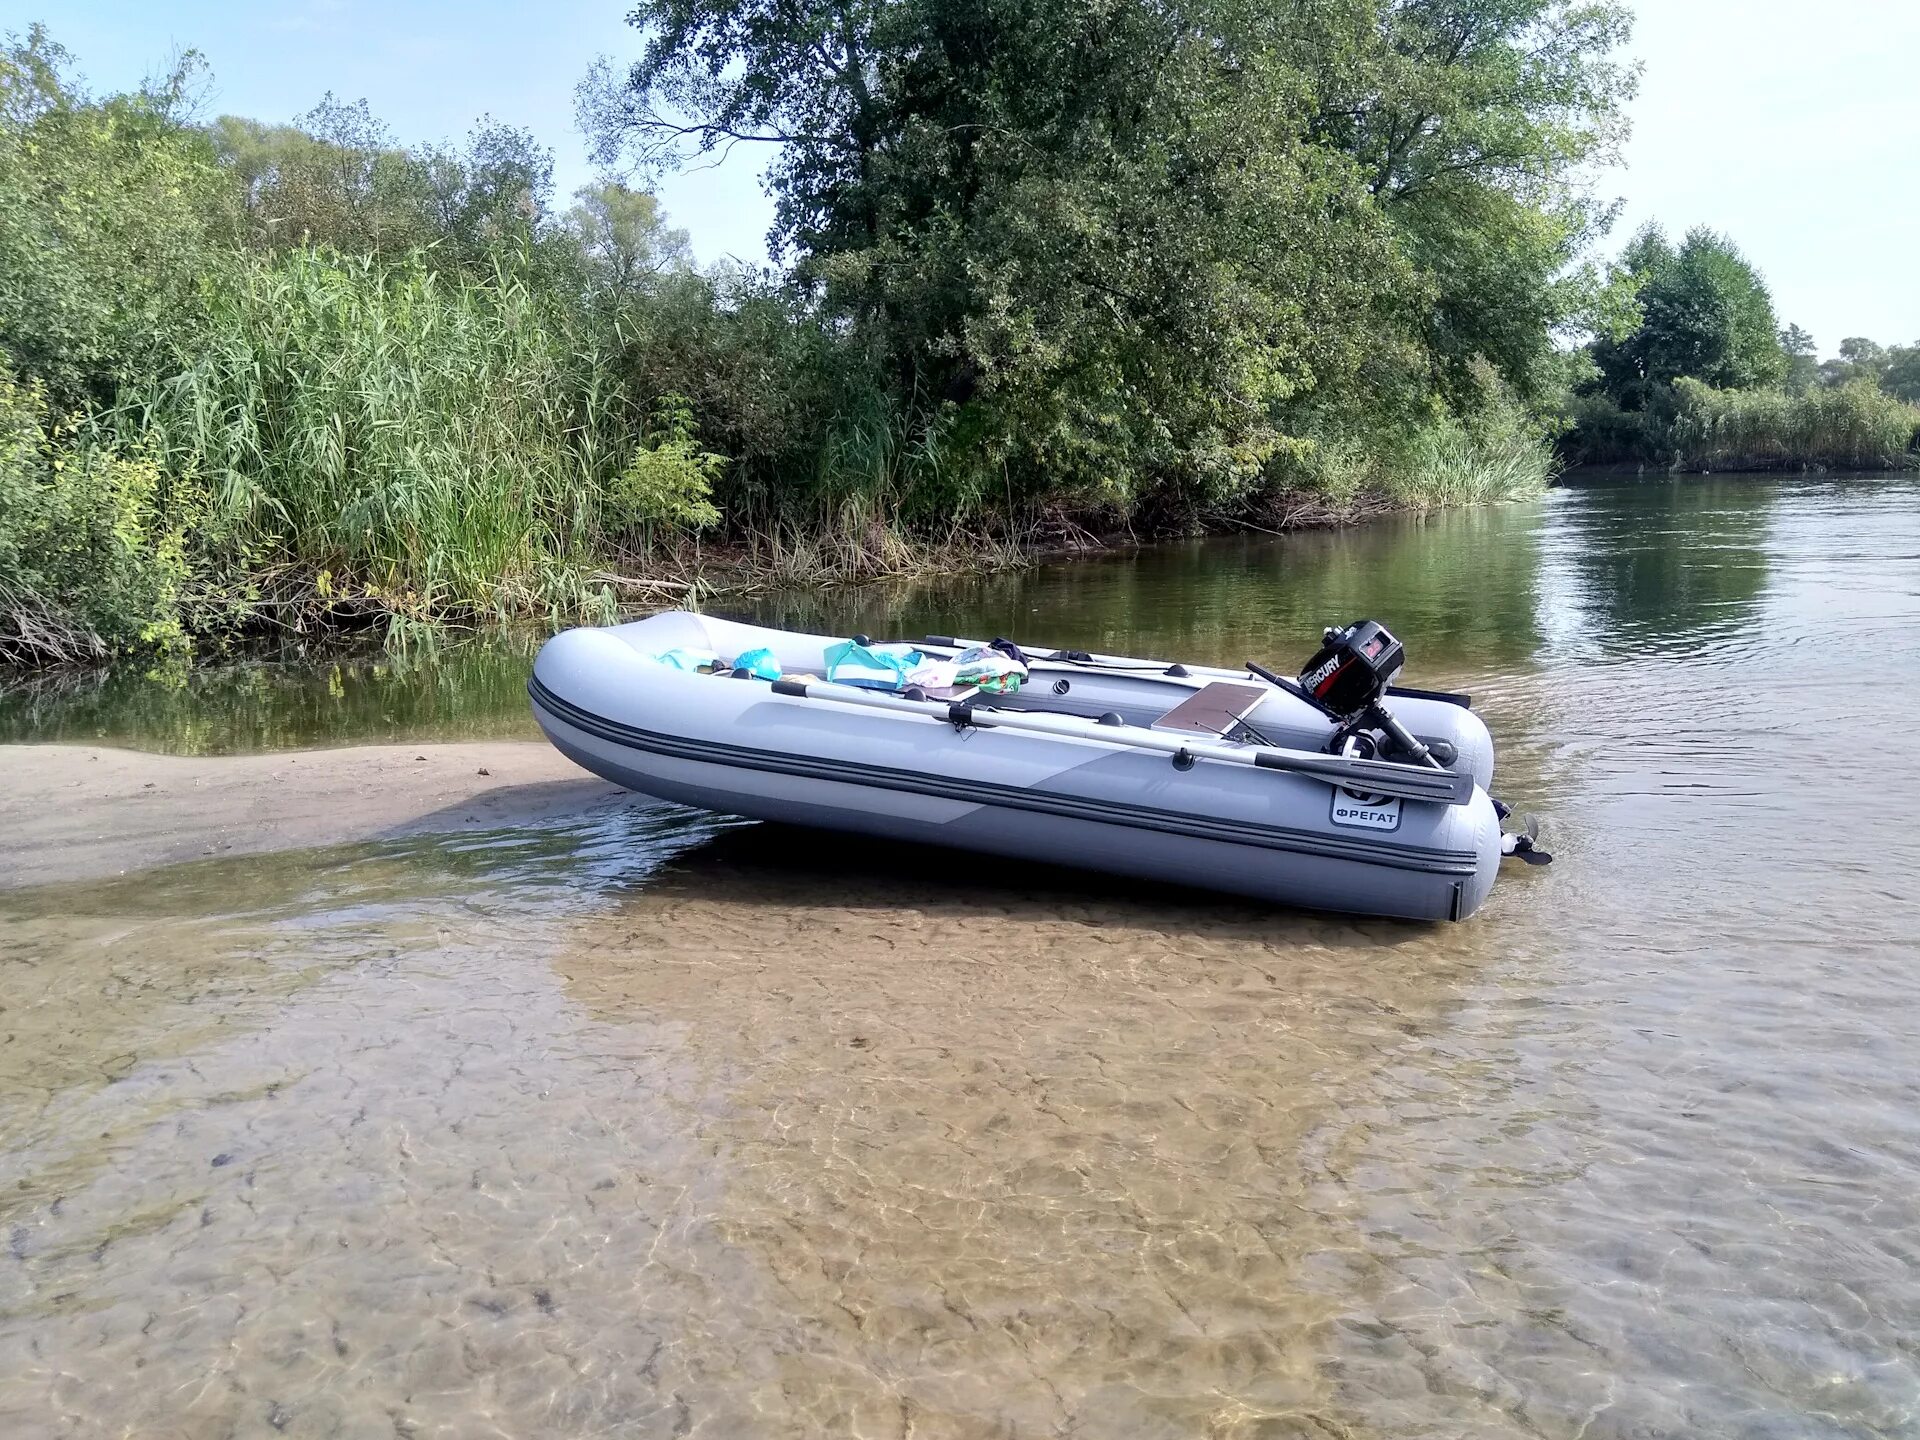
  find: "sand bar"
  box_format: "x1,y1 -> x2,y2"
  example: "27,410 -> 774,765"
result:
0,742 -> 626,889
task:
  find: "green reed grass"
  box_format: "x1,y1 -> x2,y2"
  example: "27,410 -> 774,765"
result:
1671,379 -> 1920,472
119,249 -> 632,629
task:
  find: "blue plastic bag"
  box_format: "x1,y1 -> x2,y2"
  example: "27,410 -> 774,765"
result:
732,646 -> 782,680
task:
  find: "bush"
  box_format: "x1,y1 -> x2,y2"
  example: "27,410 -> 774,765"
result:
0,29 -> 231,409
1263,361 -> 1556,513
0,359 -> 204,664
1671,379 -> 1920,471
605,394 -> 724,542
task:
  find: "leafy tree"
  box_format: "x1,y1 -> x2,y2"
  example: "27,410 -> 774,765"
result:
0,27 -> 230,406
1884,344 -> 1920,404
1779,323 -> 1817,394
446,118 -> 554,252
562,183 -> 690,296
1591,224 -> 1787,410
1816,336 -> 1891,390
1305,0 -> 1638,403
211,103 -> 556,264
584,0 -> 1635,509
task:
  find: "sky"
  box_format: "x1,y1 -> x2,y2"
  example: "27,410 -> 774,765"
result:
18,0 -> 1920,353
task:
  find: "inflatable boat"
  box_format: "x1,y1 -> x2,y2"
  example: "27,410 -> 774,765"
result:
529,611 -> 1547,921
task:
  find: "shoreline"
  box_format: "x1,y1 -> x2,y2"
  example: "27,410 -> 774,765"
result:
0,742 -> 631,890
1,483 -> 1530,678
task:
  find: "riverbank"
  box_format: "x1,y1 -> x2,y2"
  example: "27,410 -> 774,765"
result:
0,742 -> 632,888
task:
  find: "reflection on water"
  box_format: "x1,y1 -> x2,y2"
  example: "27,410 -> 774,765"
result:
4,473 -> 1920,1436
0,633 -> 546,755
1537,475 -> 1781,659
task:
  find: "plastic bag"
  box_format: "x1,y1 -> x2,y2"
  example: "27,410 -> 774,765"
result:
731,646 -> 782,680
906,658 -> 961,690
953,644 -> 1028,694
824,640 -> 923,690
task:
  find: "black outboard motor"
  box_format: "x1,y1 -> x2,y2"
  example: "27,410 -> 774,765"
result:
1287,620 -> 1551,864
1298,619 -> 1403,718
1296,619 -> 1442,770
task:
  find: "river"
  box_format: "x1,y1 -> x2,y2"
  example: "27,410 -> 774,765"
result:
2,473 -> 1916,1437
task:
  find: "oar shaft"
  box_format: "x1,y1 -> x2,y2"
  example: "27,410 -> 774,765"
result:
766,677 -> 1472,805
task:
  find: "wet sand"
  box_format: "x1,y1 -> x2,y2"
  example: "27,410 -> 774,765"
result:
0,742 -> 628,889
0,819 -> 1492,1439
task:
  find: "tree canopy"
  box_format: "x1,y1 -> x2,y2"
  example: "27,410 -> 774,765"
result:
585,0 -> 1637,507
1589,224 -> 1788,411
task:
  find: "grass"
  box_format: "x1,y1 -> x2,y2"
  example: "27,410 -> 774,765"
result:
1670,379 -> 1920,472
120,249 -> 631,634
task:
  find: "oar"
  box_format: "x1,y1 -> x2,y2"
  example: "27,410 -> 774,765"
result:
925,634 -> 1471,708
766,677 -> 1474,806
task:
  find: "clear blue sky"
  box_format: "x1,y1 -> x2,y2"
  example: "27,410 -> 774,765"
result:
20,0 -> 1920,352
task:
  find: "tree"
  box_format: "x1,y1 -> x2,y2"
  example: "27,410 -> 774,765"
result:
1304,0 -> 1638,403
562,183 -> 690,296
211,99 -> 439,253
0,26 -> 230,406
1591,224 -> 1787,410
1883,344 -> 1920,405
583,0 -> 1636,506
210,101 -> 557,268
1816,336 -> 1891,390
1779,323 -> 1817,394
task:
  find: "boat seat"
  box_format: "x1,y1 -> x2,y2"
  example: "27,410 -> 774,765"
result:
1150,682 -> 1269,739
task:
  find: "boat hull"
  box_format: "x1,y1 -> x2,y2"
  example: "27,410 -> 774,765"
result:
530,617 -> 1504,921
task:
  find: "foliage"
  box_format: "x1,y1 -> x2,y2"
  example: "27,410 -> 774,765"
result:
563,182 -> 691,297
1589,225 -> 1788,411
1813,336 -> 1920,401
0,27 -> 231,409
0,357 -> 205,664
1779,324 -> 1818,394
124,248 -> 633,629
211,100 -> 556,265
607,393 -> 725,539
1886,345 -> 1920,405
3,14 -> 1641,670
585,0 -> 1634,510
1670,379 -> 1920,473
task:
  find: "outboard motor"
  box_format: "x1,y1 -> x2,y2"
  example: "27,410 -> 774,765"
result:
1295,619 -> 1442,770
1285,619 -> 1551,866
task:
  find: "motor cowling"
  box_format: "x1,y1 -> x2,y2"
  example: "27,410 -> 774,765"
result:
1297,620 -> 1405,721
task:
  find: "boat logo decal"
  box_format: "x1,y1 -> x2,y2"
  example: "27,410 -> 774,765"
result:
1331,787 -> 1402,832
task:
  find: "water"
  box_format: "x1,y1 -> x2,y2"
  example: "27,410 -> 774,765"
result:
3,473 -> 1918,1437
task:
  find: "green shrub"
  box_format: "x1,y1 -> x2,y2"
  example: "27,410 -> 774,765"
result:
606,394 -> 725,541
1671,379 -> 1920,471
0,29 -> 231,409
1555,390 -> 1672,468
0,359 -> 204,664
1264,361 -> 1556,512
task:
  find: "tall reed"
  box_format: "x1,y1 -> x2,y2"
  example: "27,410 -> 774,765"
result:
1670,379 -> 1920,472
119,249 -> 633,628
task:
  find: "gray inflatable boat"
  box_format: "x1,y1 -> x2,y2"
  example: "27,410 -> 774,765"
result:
529,611 -> 1547,921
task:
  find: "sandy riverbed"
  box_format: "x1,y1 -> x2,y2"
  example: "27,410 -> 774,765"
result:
0,742 -> 630,888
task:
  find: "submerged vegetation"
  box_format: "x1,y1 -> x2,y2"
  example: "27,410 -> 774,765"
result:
0,6 -> 1742,668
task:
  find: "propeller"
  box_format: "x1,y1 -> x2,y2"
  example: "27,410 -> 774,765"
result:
1501,815 -> 1554,867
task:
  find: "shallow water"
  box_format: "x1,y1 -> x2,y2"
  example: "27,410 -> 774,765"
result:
4,474 -> 1919,1437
